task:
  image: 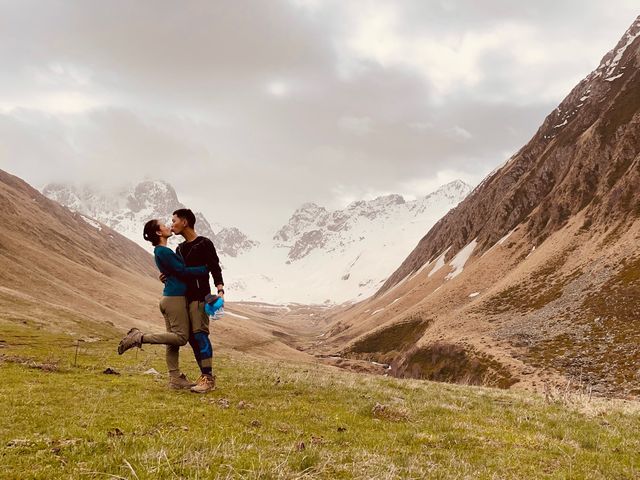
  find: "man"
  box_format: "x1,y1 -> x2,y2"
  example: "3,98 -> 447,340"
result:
167,208 -> 224,393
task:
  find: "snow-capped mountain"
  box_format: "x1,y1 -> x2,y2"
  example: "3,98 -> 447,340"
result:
42,178 -> 470,304
215,227 -> 260,258
225,180 -> 471,304
274,180 -> 471,263
42,180 -> 257,256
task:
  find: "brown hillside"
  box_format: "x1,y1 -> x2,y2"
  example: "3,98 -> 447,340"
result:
381,16 -> 640,291
0,168 -> 161,336
0,169 -> 315,363
317,17 -> 640,398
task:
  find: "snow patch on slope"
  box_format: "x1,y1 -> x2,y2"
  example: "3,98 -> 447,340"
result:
498,228 -> 516,246
428,247 -> 452,278
605,24 -> 640,77
445,239 -> 478,280
80,214 -> 102,231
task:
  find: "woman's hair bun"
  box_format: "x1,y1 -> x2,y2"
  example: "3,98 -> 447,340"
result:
143,219 -> 161,246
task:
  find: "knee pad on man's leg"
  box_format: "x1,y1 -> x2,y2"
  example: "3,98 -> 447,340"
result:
194,332 -> 213,359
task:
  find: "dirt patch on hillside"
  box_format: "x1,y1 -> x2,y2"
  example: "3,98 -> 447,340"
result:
390,342 -> 516,389
344,315 -> 431,364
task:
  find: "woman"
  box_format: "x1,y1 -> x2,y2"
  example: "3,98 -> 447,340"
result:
117,219 -> 208,390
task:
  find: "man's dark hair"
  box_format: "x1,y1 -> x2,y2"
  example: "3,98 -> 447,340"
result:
173,208 -> 196,228
143,219 -> 161,246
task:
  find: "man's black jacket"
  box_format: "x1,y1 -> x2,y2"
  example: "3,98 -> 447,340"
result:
176,236 -> 224,302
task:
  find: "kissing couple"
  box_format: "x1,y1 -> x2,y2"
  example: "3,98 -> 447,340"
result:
118,208 -> 224,394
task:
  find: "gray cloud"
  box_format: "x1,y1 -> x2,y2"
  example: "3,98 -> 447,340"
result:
0,1 -> 637,238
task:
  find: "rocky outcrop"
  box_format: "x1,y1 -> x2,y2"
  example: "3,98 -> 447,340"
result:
215,227 -> 260,258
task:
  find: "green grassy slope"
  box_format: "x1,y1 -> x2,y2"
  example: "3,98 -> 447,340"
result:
2,323 -> 640,479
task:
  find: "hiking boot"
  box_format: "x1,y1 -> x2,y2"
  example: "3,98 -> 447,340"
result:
190,374 -> 216,393
117,328 -> 143,355
169,373 -> 196,390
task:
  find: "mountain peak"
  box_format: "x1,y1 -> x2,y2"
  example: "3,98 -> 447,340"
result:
297,202 -> 326,214
444,179 -> 470,189
592,15 -> 640,81
424,179 -> 472,202
348,194 -> 406,211
128,180 -> 180,213
215,227 -> 260,257
42,180 -> 258,257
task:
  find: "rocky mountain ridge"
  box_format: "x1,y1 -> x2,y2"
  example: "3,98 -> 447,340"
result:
381,16 -> 640,292
223,180 -> 471,304
275,180 -> 471,263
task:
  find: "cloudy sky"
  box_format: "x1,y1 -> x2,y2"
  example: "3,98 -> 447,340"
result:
0,1 -> 637,239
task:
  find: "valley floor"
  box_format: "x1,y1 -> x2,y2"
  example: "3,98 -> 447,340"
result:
2,321 -> 640,479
